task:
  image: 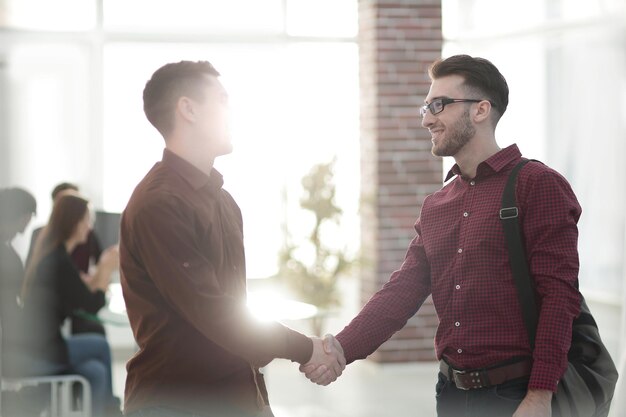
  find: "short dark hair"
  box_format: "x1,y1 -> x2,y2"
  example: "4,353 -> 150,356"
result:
429,55 -> 509,123
143,60 -> 221,137
0,187 -> 37,225
51,182 -> 79,200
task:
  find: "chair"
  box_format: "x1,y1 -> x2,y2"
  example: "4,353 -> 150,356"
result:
2,375 -> 92,417
1,323 -> 92,417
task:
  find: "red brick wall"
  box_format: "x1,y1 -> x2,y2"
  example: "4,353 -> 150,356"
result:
358,0 -> 443,362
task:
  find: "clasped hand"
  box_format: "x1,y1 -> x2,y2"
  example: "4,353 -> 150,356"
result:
300,334 -> 346,386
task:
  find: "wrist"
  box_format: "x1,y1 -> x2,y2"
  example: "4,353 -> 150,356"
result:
525,389 -> 553,405
287,331 -> 314,364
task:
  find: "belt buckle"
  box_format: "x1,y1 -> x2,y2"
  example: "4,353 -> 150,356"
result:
451,368 -> 470,391
453,369 -> 485,390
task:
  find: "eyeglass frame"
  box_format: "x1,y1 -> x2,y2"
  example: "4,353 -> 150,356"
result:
419,97 -> 496,118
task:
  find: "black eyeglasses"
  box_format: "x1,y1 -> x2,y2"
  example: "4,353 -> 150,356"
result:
419,98 -> 494,118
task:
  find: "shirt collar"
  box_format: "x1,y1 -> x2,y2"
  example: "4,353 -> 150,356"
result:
161,149 -> 224,191
444,144 -> 522,182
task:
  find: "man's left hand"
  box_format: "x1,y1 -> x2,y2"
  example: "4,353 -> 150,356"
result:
512,389 -> 552,417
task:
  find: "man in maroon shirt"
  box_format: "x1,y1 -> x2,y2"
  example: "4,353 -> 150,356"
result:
302,55 -> 582,417
120,61 -> 345,417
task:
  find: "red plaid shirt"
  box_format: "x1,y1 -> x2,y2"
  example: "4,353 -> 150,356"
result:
336,144 -> 582,392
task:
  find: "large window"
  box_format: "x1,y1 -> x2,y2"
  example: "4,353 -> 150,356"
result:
102,41 -> 359,278
0,0 -> 360,279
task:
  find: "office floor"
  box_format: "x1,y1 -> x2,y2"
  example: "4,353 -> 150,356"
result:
110,277 -> 439,417
107,275 -> 623,417
112,355 -> 438,417
264,359 -> 438,417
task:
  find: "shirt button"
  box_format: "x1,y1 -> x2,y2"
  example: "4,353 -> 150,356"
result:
455,284 -> 461,290
457,248 -> 463,254
470,180 -> 476,186
463,212 -> 469,217
457,349 -> 463,354
455,321 -> 460,327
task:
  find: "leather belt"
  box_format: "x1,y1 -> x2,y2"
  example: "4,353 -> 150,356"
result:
439,359 -> 532,391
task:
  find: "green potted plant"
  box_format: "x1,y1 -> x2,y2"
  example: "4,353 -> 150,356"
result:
277,159 -> 354,336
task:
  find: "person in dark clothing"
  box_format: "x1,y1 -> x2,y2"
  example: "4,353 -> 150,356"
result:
120,60 -> 345,417
0,187 -> 37,376
20,194 -> 122,417
0,187 -> 37,415
27,182 -> 107,335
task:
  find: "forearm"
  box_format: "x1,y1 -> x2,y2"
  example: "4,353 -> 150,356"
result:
170,297 -> 313,365
336,271 -> 430,363
246,322 -> 313,365
219,320 -> 313,365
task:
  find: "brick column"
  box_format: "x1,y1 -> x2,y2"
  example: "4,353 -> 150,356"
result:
358,0 -> 443,362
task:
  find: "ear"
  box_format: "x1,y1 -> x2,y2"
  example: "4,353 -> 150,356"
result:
472,100 -> 492,124
176,96 -> 196,123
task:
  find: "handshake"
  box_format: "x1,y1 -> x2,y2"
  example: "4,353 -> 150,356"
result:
300,334 -> 346,386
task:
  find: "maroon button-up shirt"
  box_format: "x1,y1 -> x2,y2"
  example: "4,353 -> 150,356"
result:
336,144 -> 582,392
120,149 -> 313,416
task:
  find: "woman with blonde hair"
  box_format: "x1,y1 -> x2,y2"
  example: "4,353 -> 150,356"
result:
20,193 -> 121,417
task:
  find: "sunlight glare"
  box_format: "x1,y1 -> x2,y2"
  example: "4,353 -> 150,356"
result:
247,290 -> 318,322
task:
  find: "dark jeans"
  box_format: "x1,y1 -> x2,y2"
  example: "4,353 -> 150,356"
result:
436,372 -> 529,417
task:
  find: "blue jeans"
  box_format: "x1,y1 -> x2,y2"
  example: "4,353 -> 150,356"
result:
435,372 -> 529,417
67,333 -> 118,417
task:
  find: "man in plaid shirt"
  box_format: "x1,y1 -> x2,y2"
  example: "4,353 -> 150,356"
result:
302,55 -> 582,417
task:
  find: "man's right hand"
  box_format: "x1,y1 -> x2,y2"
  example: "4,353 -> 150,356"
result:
299,334 -> 346,386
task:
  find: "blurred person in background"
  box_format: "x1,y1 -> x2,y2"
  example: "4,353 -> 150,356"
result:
0,187 -> 36,376
28,182 -> 108,336
19,193 -> 122,417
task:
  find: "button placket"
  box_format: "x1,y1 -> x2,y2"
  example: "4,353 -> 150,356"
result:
451,178 -> 473,359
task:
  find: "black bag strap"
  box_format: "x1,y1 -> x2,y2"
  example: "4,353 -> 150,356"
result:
500,159 -> 539,349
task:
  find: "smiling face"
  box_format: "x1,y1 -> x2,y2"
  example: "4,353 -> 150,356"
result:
421,75 -> 477,158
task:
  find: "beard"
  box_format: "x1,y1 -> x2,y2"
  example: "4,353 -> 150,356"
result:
431,109 -> 476,157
